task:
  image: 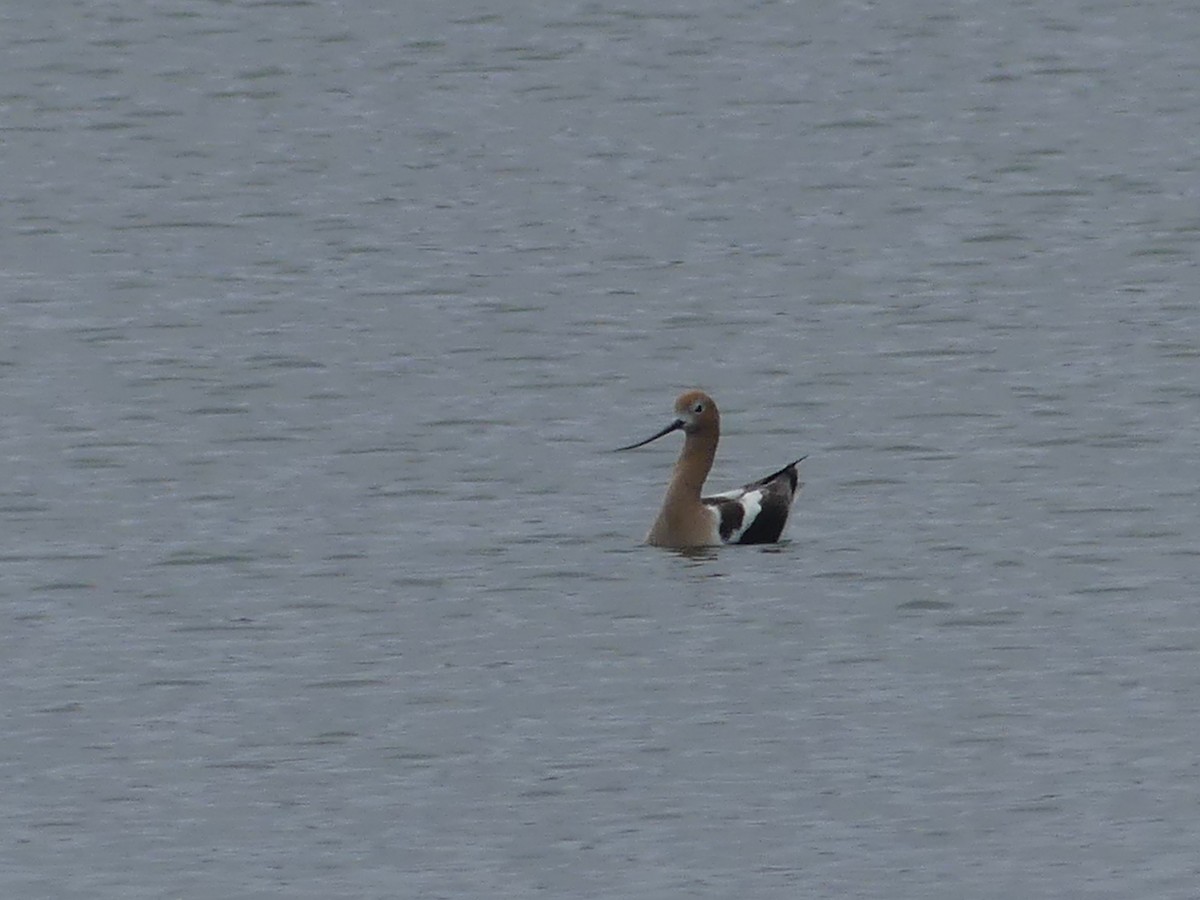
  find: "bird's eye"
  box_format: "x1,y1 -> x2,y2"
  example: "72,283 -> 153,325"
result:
693,402 -> 704,413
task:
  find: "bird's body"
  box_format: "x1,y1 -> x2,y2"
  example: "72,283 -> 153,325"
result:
617,390 -> 805,549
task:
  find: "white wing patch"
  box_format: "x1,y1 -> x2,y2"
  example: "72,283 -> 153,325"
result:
706,487 -> 745,500
725,489 -> 764,543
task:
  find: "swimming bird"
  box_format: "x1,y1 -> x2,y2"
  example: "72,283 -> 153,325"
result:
616,390 -> 805,548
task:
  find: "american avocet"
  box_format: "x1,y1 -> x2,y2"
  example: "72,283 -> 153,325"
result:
616,390 -> 806,548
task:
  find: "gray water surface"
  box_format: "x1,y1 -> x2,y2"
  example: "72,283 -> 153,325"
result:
3,1 -> 1199,898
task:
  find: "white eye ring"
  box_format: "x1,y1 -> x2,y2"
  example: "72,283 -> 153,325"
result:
692,402 -> 704,413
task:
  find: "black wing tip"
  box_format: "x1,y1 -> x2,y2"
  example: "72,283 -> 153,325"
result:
758,454 -> 807,486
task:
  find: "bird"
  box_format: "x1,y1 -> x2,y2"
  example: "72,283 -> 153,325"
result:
615,390 -> 805,548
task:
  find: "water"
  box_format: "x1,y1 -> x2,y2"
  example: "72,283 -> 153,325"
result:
3,1 -> 1199,897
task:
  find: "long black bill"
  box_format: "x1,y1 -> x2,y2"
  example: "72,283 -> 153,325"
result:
613,418 -> 685,452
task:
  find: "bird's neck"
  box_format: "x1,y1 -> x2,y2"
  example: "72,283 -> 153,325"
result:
666,432 -> 716,502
